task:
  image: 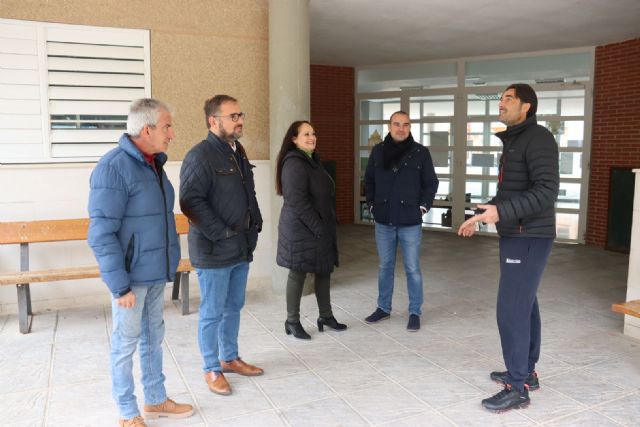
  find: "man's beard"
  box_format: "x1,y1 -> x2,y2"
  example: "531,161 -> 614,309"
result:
219,124 -> 242,142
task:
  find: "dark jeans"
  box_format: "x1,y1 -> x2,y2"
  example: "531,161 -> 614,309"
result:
497,236 -> 553,392
286,269 -> 332,322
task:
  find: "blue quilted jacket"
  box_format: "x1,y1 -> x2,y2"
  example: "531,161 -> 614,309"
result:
88,134 -> 180,298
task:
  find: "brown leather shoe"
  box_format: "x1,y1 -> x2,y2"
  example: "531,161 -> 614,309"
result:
143,397 -> 194,419
119,416 -> 147,427
220,358 -> 264,376
204,371 -> 231,395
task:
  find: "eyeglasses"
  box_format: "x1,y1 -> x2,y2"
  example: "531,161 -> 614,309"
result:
213,112 -> 246,122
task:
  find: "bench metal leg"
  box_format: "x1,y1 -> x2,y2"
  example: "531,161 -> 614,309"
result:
171,274 -> 181,301
181,272 -> 190,315
17,284 -> 33,334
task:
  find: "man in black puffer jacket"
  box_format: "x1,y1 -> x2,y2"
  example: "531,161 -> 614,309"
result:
459,84 -> 559,413
364,110 -> 439,332
179,95 -> 264,397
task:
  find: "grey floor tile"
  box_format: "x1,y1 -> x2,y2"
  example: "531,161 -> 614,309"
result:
247,349 -> 310,380
368,350 -> 444,381
212,410 -> 287,427
378,410 -> 455,427
281,396 -> 368,426
584,352 -> 640,390
533,354 -> 573,380
341,382 -> 430,424
544,369 -> 627,406
54,305 -> 109,343
0,389 -> 46,426
543,410 -> 624,426
289,341 -> 359,370
47,380 -> 114,424
258,371 -> 335,408
0,352 -> 50,393
51,338 -> 110,386
515,387 -> 585,424
439,399 -> 535,426
195,380 -> 272,422
595,392 -> 640,426
315,360 -> 391,395
397,370 -> 484,410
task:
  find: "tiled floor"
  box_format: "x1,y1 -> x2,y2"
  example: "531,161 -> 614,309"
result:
1,225 -> 638,426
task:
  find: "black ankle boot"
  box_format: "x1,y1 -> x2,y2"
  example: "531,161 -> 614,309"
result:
317,316 -> 347,332
284,320 -> 311,339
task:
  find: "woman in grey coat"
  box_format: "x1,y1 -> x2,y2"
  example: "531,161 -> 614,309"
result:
275,121 -> 347,339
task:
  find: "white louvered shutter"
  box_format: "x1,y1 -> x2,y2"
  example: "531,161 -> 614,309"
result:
0,18 -> 150,163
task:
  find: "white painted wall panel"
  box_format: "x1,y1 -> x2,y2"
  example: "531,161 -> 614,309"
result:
0,99 -> 40,114
0,84 -> 40,100
0,129 -> 42,143
0,114 -> 41,129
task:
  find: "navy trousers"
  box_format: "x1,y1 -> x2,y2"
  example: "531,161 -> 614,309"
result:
497,236 -> 553,391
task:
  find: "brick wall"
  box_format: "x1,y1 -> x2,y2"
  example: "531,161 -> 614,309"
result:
586,38 -> 640,246
310,65 -> 355,224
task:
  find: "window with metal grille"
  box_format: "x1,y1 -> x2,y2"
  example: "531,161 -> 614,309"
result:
0,18 -> 150,163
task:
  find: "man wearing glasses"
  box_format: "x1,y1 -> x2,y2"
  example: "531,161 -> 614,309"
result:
458,83 -> 559,412
180,95 -> 263,396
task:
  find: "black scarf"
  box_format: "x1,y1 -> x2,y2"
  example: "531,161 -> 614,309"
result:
382,132 -> 414,170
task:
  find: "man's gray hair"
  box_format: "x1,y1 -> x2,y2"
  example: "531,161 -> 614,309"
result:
127,98 -> 173,137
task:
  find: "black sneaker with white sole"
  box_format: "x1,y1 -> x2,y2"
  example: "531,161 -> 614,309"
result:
481,385 -> 530,412
490,370 -> 539,391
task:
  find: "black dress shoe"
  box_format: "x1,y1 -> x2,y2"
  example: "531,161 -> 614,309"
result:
317,316 -> 347,332
364,308 -> 390,323
481,385 -> 529,412
284,320 -> 311,339
490,370 -> 539,391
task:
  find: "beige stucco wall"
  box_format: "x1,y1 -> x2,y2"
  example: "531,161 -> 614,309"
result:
0,0 -> 269,160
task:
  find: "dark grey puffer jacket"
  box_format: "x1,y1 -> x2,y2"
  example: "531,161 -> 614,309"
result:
179,132 -> 262,268
277,150 -> 338,274
491,115 -> 559,238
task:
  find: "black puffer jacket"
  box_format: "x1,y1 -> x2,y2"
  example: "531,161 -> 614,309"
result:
364,134 -> 439,225
492,116 -> 559,237
276,150 -> 338,274
179,132 -> 262,268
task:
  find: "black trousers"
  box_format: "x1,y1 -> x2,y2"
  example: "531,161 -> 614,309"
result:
497,236 -> 553,391
286,269 -> 332,322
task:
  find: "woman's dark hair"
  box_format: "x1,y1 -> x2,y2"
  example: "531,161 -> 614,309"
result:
275,120 -> 312,195
505,83 -> 538,118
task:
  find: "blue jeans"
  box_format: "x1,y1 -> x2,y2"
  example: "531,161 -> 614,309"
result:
196,261 -> 249,373
375,223 -> 424,316
111,283 -> 167,419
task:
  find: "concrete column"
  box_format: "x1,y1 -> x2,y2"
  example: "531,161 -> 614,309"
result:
623,169 -> 640,338
269,0 -> 310,293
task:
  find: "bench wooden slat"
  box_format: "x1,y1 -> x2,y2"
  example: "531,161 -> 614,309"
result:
0,219 -> 90,244
0,259 -> 193,286
0,214 -> 189,245
612,300 -> 640,318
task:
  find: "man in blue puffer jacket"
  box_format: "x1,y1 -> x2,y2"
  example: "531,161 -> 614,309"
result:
88,99 -> 193,426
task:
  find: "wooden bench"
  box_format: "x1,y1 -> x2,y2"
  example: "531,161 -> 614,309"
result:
612,300 -> 640,318
0,214 -> 194,333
